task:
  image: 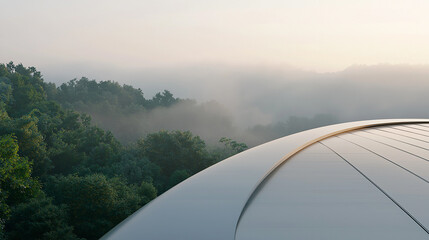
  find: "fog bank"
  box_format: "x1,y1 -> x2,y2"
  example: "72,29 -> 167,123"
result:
44,64 -> 429,146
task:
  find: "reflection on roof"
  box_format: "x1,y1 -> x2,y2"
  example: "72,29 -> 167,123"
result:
102,119 -> 429,240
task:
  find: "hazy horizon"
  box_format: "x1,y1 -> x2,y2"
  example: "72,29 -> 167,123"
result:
10,62 -> 426,147
2,0 -> 429,145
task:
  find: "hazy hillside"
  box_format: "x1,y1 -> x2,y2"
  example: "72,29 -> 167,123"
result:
42,63 -> 429,146
0,63 -> 247,239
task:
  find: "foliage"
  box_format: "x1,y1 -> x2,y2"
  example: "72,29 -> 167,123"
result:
5,195 -> 79,240
45,174 -> 155,240
145,90 -> 178,108
49,78 -> 180,113
47,78 -> 183,143
0,77 -> 13,106
138,181 -> 157,206
50,77 -> 147,112
0,112 -> 51,176
207,137 -> 249,162
99,149 -> 160,185
219,137 -> 248,153
0,62 -> 244,239
138,130 -> 213,179
168,169 -> 191,188
0,223 -> 4,240
0,62 -> 46,117
0,134 -> 40,222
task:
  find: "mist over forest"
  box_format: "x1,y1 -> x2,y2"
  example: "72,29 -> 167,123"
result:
2,62 -> 429,239
44,63 -> 429,146
0,62 -> 250,239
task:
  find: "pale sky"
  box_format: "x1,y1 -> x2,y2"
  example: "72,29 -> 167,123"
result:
1,0 -> 429,72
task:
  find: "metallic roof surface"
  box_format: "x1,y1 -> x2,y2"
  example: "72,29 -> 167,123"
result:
102,119 -> 429,240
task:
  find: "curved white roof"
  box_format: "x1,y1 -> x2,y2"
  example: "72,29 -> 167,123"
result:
102,119 -> 429,240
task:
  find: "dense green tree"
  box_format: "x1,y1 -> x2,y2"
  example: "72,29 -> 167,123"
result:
99,149 -> 161,185
138,130 -> 213,178
208,137 -> 249,162
0,62 -> 245,239
219,137 -> 248,153
138,181 -> 157,206
168,169 -> 191,188
146,90 -> 179,109
45,174 -> 119,239
0,77 -> 13,107
45,174 -> 156,240
5,195 -> 79,240
0,135 -> 40,222
49,77 -> 185,143
44,113 -> 121,174
50,77 -> 181,112
0,62 -> 46,117
51,77 -> 147,113
0,224 -> 4,240
0,112 -> 51,176
47,133 -> 84,174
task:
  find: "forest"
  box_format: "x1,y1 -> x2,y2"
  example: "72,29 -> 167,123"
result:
0,62 -> 248,239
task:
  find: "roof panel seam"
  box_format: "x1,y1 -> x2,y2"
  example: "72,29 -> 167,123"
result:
362,129 -> 429,151
393,126 -> 429,137
417,124 -> 429,129
319,141 -> 429,235
403,125 -> 429,133
350,132 -> 429,163
373,128 -> 429,144
337,135 -> 429,184
388,127 -> 429,137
